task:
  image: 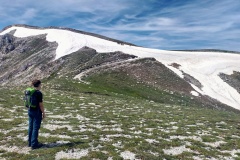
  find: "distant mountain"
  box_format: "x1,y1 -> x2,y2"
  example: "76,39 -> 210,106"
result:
0,24 -> 240,111
172,49 -> 240,54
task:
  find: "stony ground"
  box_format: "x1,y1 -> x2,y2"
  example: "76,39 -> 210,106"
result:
0,88 -> 240,160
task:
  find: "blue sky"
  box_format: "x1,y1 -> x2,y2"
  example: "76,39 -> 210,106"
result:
1,0 -> 240,51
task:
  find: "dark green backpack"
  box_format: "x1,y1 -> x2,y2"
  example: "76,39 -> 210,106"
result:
24,88 -> 38,108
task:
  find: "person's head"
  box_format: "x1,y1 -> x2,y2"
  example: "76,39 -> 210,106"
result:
32,79 -> 41,89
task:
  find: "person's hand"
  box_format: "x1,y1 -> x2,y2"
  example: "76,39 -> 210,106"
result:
42,112 -> 46,119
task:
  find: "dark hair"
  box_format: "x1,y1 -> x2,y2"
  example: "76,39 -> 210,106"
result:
32,80 -> 41,88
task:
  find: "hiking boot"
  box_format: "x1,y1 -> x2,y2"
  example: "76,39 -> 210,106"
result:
31,143 -> 44,150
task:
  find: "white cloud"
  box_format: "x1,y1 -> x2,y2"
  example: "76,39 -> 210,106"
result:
29,0 -> 131,17
19,8 -> 38,23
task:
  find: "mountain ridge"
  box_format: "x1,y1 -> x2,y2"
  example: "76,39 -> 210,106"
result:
1,24 -> 240,111
1,24 -> 137,47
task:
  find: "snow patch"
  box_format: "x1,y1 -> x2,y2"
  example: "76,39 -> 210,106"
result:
75,114 -> 90,121
1,119 -> 14,121
120,151 -> 138,160
40,133 -> 72,139
55,149 -> 89,160
163,145 -> 194,155
204,141 -> 226,148
43,124 -> 73,131
170,135 -> 202,142
191,91 -> 199,96
0,145 -> 30,154
145,139 -> 159,144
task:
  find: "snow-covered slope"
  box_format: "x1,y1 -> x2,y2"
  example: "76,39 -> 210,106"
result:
1,26 -> 240,110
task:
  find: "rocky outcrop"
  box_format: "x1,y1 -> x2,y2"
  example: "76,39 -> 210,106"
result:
0,33 -> 58,85
0,34 -> 16,54
183,72 -> 203,89
219,72 -> 240,94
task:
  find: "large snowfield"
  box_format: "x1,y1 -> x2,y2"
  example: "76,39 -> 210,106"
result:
1,26 -> 240,110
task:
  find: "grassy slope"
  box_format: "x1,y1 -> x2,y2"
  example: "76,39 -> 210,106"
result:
0,79 -> 240,159
84,71 -> 197,107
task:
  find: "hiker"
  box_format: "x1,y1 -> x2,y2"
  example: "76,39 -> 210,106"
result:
27,80 -> 46,149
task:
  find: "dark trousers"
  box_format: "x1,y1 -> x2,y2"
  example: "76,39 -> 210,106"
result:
28,109 -> 42,147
